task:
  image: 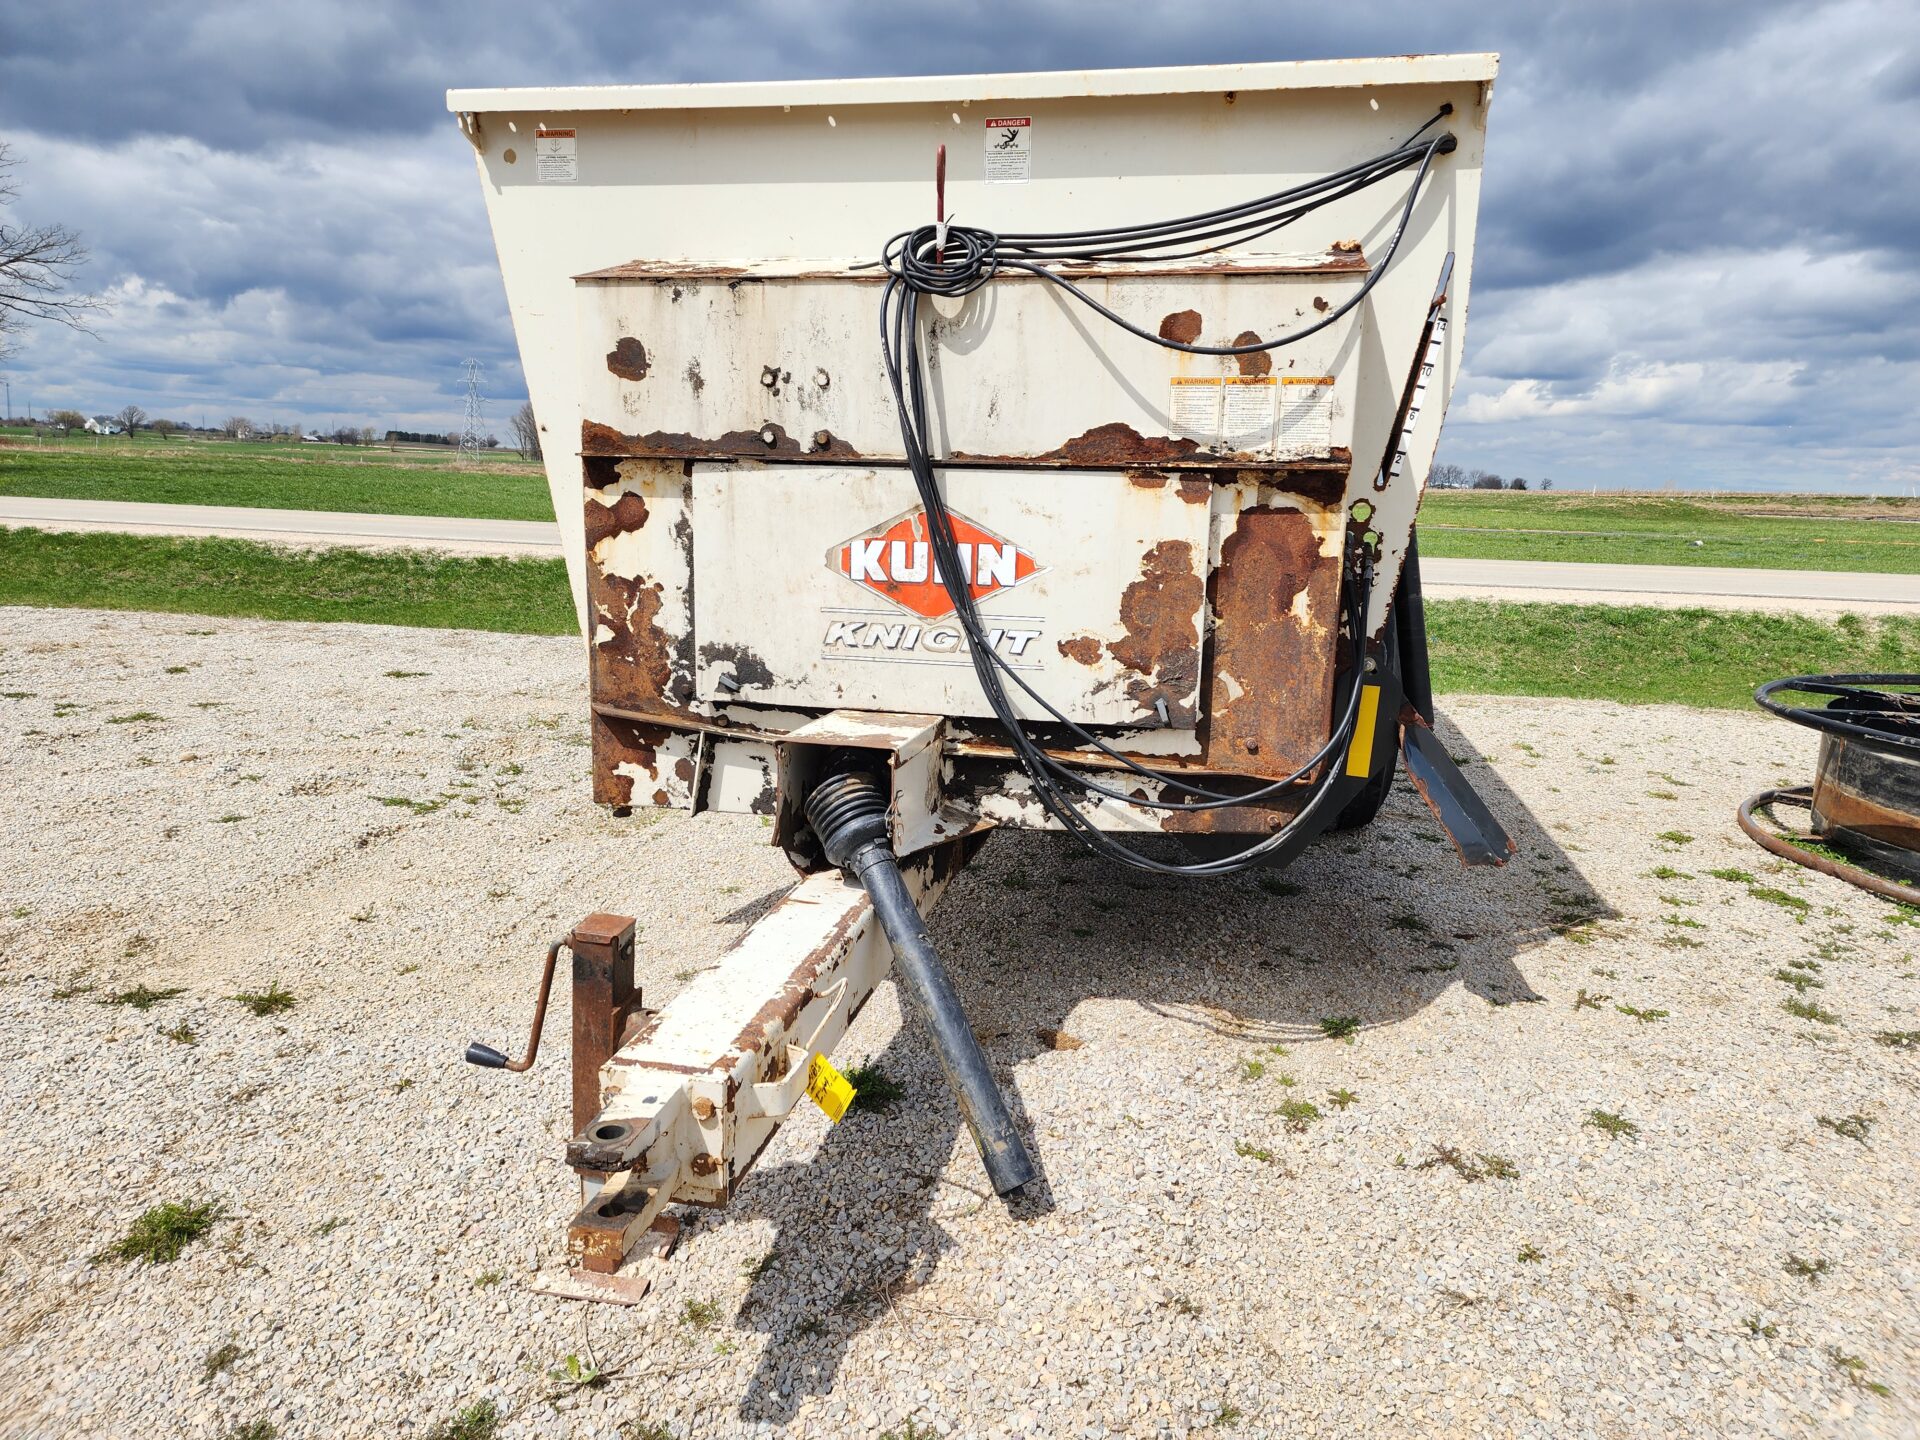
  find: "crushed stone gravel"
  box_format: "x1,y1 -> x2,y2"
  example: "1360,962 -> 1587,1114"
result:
1,604 -> 1917,1439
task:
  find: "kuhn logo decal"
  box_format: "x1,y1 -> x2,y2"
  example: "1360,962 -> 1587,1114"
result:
828,508 -> 1039,619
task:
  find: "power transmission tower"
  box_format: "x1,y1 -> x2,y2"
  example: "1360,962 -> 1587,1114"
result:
458,358 -> 486,458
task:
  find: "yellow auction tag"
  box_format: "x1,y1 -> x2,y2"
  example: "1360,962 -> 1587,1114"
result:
805,1053 -> 855,1123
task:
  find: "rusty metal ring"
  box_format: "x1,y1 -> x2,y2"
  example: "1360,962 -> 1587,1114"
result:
1736,787 -> 1920,908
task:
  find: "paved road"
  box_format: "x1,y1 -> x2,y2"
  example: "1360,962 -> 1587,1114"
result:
1419,555 -> 1920,613
0,495 -> 562,556
5,495 -> 1916,612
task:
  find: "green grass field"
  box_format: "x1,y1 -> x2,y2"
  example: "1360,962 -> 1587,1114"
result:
2,528 -> 1912,707
0,528 -> 574,635
1418,491 -> 1920,574
0,434 -> 554,522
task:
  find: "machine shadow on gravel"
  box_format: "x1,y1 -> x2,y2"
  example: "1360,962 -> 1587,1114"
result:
727,714 -> 1601,1424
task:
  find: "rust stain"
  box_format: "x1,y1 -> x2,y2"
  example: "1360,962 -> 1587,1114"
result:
1128,471 -> 1168,490
606,337 -> 651,381
1109,540 -> 1205,725
1313,296 -> 1331,313
582,419 -> 862,462
1177,476 -> 1212,505
585,491 -> 647,552
1232,332 -> 1272,377
590,712 -> 679,808
1158,309 -> 1203,344
1057,635 -> 1102,666
673,756 -> 696,783
1202,506 -> 1340,779
685,358 -> 705,394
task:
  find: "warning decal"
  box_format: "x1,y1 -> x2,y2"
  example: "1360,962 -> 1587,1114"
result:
1279,375 -> 1336,456
984,116 -> 1031,185
1168,376 -> 1222,444
1222,376 -> 1278,451
534,127 -> 577,184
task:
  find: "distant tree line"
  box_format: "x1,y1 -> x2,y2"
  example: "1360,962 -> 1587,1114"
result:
20,399 -> 540,460
1430,463 -> 1551,492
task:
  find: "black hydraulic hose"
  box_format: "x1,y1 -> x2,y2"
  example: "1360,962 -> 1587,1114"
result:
806,769 -> 1036,1196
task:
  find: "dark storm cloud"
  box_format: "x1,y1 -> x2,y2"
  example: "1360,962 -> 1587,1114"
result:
0,0 -> 1914,485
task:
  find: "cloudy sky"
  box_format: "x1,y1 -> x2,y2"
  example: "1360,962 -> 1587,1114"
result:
1,0 -> 1915,490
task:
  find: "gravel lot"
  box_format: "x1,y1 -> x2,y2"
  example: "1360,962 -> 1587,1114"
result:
2,604 -> 1917,1440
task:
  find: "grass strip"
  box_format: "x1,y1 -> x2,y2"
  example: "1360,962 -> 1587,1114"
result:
0,528 -> 574,635
0,442 -> 554,522
4,529 -> 1915,708
1426,600 -> 1920,708
1419,493 -> 1919,574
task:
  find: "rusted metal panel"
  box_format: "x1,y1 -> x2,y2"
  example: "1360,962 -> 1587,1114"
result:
687,463 -> 1214,727
575,258 -> 1367,473
583,458 -> 698,718
591,711 -> 699,809
1200,495 -> 1345,777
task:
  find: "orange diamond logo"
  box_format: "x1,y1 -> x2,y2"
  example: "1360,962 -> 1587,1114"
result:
829,508 -> 1040,619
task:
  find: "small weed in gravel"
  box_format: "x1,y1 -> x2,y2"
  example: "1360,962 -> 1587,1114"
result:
1234,1140 -> 1274,1163
375,795 -> 444,816
1743,1315 -> 1778,1339
1817,1113 -> 1873,1143
107,712 -> 164,725
1647,865 -> 1691,880
624,1424 -> 673,1440
1238,1057 -> 1266,1081
1574,988 -> 1610,1011
107,1200 -> 223,1264
1773,968 -> 1824,993
1784,1253 -> 1831,1283
1657,831 -> 1694,846
222,1423 -> 275,1440
1586,1109 -> 1640,1140
1828,1347 -> 1894,1397
1517,1243 -> 1544,1263
215,813 -> 246,824
1782,997 -> 1839,1024
1211,1403 -> 1245,1429
1615,1004 -> 1669,1023
681,1298 -> 721,1330
314,1217 -> 348,1237
879,1420 -> 935,1440
384,670 -> 427,679
231,982 -> 296,1017
1318,1015 -> 1359,1041
546,1352 -> 607,1393
1275,1099 -> 1321,1133
424,1400 -> 499,1440
1417,1145 -> 1517,1182
843,1063 -> 905,1114
1707,867 -> 1756,884
161,1021 -> 197,1045
1748,886 -> 1810,917
1327,1088 -> 1358,1110
474,1270 -> 504,1288
1873,1030 -> 1919,1048
105,984 -> 185,1011
203,1342 -> 246,1379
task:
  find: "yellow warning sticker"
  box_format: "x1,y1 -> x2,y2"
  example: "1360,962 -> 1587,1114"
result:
805,1053 -> 855,1124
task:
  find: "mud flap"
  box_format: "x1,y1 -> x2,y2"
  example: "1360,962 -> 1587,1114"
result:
1402,720 -> 1514,867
